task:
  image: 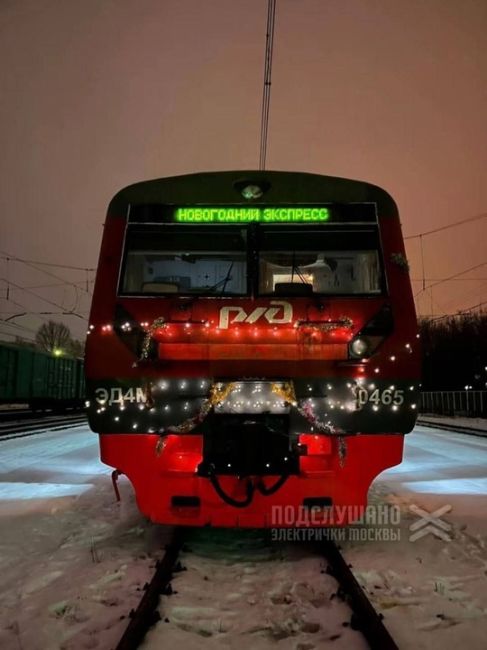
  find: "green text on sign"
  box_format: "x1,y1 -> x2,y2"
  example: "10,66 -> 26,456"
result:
174,207 -> 331,223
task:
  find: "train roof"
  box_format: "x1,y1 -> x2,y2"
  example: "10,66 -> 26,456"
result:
108,170 -> 398,218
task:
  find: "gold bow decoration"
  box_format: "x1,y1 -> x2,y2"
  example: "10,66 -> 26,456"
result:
155,382 -> 236,455
153,379 -> 347,465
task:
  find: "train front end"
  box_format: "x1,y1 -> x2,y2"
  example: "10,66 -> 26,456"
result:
85,171 -> 420,527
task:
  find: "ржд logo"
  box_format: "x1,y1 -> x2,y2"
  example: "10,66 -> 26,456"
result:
219,300 -> 292,329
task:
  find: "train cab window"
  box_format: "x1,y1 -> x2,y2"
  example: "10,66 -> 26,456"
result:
119,227 -> 248,296
258,228 -> 383,296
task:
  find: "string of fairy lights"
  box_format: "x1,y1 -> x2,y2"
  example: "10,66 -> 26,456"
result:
86,312 -> 421,466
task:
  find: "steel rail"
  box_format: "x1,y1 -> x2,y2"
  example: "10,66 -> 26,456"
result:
115,528 -> 185,650
0,408 -> 83,423
0,414 -> 87,440
417,418 -> 487,438
322,540 -> 398,650
0,409 -> 36,421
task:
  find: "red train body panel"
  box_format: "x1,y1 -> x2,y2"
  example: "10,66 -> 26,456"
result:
100,433 -> 403,527
85,171 -> 420,527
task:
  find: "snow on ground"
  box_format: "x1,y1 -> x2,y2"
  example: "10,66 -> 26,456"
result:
143,530 -> 367,650
0,424 -> 486,649
0,426 -> 169,650
344,425 -> 487,649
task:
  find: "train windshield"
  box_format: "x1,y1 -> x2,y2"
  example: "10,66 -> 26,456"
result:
257,227 -> 383,296
119,224 -> 383,297
120,227 -> 248,295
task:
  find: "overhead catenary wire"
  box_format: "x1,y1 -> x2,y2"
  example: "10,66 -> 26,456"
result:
6,279 -> 95,291
0,250 -> 93,296
259,0 -> 277,171
411,277 -> 487,282
0,319 -> 39,335
0,252 -> 95,272
0,277 -> 85,318
436,276 -> 487,311
1,311 -> 89,322
405,212 -> 487,313
0,277 -> 89,344
405,211 -> 487,240
423,300 -> 487,323
0,329 -> 37,344
414,260 -> 487,298
0,295 -> 89,324
0,295 -> 34,315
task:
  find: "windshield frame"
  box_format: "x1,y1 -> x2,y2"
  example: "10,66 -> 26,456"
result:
117,224 -> 251,297
254,225 -> 387,298
117,223 -> 388,299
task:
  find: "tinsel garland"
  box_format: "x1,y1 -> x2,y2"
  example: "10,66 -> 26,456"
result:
155,382 -> 235,455
390,252 -> 410,272
270,381 -> 346,466
139,314 -> 354,363
298,316 -> 353,332
138,316 -> 350,463
140,317 -> 166,361
155,380 -> 347,464
270,381 -> 297,405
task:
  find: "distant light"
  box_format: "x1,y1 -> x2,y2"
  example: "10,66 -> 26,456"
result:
52,348 -> 63,357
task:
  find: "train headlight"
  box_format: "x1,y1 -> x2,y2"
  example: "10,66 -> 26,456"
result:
241,184 -> 264,200
234,179 -> 271,200
348,305 -> 394,359
350,337 -> 370,358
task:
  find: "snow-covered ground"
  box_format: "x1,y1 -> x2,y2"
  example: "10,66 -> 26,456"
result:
347,425 -> 487,649
0,426 -> 167,650
142,530 -> 368,650
0,424 -> 486,649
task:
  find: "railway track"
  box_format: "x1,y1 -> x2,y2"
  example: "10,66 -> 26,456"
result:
116,529 -> 186,650
114,528 -> 398,650
417,417 -> 487,437
0,412 -> 87,440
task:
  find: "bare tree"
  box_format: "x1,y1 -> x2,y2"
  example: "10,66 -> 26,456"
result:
67,338 -> 85,358
35,321 -> 71,353
420,312 -> 487,390
13,336 -> 36,349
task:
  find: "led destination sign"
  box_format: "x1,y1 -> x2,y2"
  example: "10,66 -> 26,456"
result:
175,207 -> 330,223
127,203 -> 378,224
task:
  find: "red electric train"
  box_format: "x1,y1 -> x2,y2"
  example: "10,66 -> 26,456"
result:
85,171 -> 420,527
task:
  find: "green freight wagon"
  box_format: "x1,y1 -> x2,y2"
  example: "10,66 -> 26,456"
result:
0,342 -> 85,410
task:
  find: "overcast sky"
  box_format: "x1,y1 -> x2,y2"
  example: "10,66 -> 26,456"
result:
1,0 -> 486,342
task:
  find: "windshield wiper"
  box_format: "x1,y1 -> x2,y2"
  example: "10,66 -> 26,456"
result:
204,261 -> 234,294
291,251 -> 310,285
220,261 -> 234,295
